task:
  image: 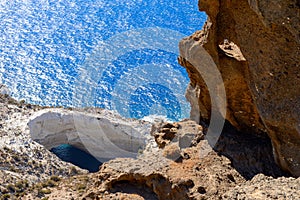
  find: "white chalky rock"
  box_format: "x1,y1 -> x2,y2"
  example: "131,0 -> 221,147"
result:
28,108 -> 152,163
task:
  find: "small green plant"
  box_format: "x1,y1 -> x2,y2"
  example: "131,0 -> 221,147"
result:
38,188 -> 51,196
76,183 -> 86,190
8,98 -> 17,105
137,148 -> 144,156
69,166 -> 78,175
6,184 -> 15,193
14,180 -> 29,193
1,193 -> 11,200
81,175 -> 89,182
8,166 -> 18,172
19,99 -> 26,104
50,175 -> 61,182
15,191 -> 26,198
12,154 -> 20,162
3,146 -> 12,153
42,180 -> 56,188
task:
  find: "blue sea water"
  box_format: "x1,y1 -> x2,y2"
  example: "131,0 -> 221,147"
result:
1,1 -> 207,169
50,144 -> 102,172
0,0 -> 206,121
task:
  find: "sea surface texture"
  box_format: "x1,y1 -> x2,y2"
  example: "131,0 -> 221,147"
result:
0,0 -> 206,121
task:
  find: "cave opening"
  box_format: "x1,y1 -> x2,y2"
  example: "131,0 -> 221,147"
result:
50,144 -> 102,173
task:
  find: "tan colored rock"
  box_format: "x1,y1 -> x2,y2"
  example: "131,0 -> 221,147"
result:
179,0 -> 300,176
82,140 -> 245,200
151,120 -> 204,149
22,119 -> 296,199
223,174 -> 300,199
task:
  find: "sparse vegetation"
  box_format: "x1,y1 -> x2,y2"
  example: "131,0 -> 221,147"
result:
41,188 -> 51,194
12,154 -> 20,162
8,166 -> 18,172
19,99 -> 26,104
76,183 -> 86,190
6,184 -> 15,193
69,166 -> 78,175
41,179 -> 56,188
50,175 -> 61,182
15,180 -> 29,192
38,188 -> 51,197
3,179 -> 29,198
1,194 -> 11,200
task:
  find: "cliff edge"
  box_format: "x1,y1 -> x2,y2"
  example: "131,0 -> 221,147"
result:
179,0 -> 300,176
1,1 -> 300,199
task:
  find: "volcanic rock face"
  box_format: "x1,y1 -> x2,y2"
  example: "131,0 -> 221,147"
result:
179,0 -> 300,176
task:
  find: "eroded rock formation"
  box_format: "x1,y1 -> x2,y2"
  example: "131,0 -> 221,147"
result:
179,0 -> 300,176
41,120 -> 297,199
78,120 -> 246,200
1,93 -> 297,199
28,109 -> 152,163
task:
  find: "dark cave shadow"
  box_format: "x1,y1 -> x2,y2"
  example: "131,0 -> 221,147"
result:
211,121 -> 291,180
50,144 -> 102,173
110,180 -> 159,200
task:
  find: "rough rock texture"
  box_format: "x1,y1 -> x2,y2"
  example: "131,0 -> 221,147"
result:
214,122 -> 287,179
179,0 -> 300,176
151,120 -> 204,150
1,93 -> 299,199
0,94 -> 87,199
1,1 -> 300,199
42,120 -> 246,200
31,120 -> 299,200
223,173 -> 300,199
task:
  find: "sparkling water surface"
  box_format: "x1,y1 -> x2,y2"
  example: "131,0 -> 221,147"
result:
0,0 -> 206,121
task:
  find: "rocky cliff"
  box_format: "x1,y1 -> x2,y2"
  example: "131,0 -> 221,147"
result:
179,0 -> 300,177
1,1 -> 300,199
0,93 -> 88,199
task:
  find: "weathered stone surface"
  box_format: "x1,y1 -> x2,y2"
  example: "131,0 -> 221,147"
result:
151,120 -> 204,150
151,120 -> 204,161
12,108 -> 296,199
80,132 -> 246,200
0,94 -> 87,198
2,1 -> 300,198
223,174 -> 300,199
215,123 -> 287,179
179,0 -> 300,176
28,109 -> 152,163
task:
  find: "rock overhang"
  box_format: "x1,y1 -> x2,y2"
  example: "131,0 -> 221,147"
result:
28,108 -> 152,163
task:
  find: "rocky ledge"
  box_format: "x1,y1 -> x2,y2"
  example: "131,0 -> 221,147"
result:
0,92 -> 299,199
24,114 -> 300,199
